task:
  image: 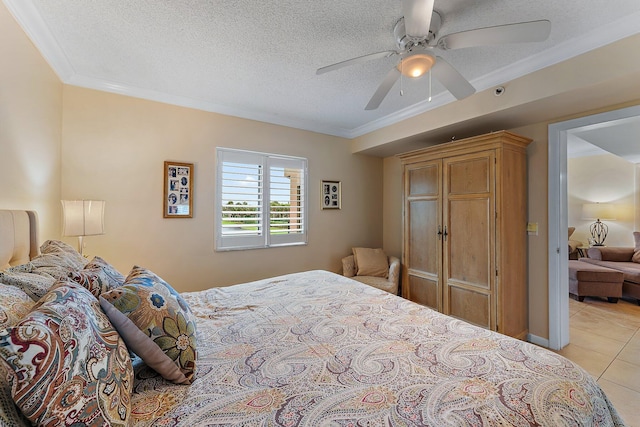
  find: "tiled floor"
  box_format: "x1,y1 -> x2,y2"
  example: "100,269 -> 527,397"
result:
557,297 -> 640,426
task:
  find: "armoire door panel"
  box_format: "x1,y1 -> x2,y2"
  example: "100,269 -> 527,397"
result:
408,200 -> 439,274
447,156 -> 491,195
408,164 -> 439,196
407,274 -> 439,310
448,286 -> 491,329
446,198 -> 491,288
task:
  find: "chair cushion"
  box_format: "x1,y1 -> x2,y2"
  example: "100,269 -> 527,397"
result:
352,247 -> 388,278
352,276 -> 396,294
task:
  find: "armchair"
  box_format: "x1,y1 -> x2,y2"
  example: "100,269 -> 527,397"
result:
342,254 -> 400,295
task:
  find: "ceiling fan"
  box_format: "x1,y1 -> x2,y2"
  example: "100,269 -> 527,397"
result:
316,0 -> 551,110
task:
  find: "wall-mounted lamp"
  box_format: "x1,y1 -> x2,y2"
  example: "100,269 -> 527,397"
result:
581,203 -> 616,246
61,200 -> 105,255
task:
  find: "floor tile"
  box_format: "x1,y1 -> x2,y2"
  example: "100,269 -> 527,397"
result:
570,307 -> 638,342
568,327 -> 626,358
555,343 -> 613,379
598,379 -> 640,427
601,359 -> 640,393
617,330 -> 640,365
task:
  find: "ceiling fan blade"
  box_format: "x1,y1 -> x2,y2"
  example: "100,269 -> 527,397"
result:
365,67 -> 401,110
437,20 -> 551,50
431,57 -> 475,100
316,51 -> 396,75
402,0 -> 435,38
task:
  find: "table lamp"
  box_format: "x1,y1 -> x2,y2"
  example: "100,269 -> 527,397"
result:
61,200 -> 105,255
581,203 -> 616,246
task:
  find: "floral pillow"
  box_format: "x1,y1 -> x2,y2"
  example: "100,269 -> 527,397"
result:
0,283 -> 35,328
0,281 -> 133,426
100,266 -> 197,384
69,256 -> 126,297
0,265 -> 56,301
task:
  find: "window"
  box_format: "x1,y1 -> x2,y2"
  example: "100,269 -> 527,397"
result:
215,148 -> 307,251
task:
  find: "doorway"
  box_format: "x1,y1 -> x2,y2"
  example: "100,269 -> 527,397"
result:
547,104 -> 640,350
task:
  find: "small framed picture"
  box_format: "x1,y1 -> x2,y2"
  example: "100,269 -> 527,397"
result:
164,161 -> 193,218
321,180 -> 341,210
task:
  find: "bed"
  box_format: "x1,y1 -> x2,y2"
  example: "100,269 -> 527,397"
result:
0,210 -> 626,426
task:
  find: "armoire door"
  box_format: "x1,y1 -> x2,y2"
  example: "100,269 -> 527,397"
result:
403,160 -> 442,311
442,151 -> 496,329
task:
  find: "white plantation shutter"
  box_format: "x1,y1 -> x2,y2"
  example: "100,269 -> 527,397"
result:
216,148 -> 307,251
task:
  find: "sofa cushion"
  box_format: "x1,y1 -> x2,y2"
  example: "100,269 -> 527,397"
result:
580,259 -> 640,285
586,247 -> 634,262
570,260 -> 624,282
632,231 -> 640,263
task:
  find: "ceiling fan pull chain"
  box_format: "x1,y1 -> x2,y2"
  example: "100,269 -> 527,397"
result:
400,58 -> 404,96
428,68 -> 432,102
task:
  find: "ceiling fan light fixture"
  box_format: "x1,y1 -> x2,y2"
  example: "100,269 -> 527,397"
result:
398,53 -> 435,78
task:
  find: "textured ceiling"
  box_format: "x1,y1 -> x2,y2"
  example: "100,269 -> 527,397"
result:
5,0 -> 640,138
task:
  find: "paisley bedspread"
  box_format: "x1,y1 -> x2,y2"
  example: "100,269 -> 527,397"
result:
129,270 -> 625,426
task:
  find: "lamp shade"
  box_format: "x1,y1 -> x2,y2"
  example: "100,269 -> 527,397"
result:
61,200 -> 105,237
581,203 -> 616,221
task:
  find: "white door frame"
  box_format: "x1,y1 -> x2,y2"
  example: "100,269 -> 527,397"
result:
547,104 -> 640,350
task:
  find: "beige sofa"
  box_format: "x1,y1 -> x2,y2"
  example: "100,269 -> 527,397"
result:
582,247 -> 640,304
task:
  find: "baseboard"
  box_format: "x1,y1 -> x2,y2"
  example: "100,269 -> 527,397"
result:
527,333 -> 549,348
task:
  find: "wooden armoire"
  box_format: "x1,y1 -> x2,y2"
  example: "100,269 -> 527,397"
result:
398,131 -> 531,340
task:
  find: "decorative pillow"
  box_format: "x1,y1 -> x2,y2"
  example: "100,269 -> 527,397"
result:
0,283 -> 35,328
0,282 -> 33,426
352,247 -> 389,278
0,267 -> 56,301
29,239 -> 89,280
568,227 -> 576,239
0,281 -> 133,426
100,266 -> 197,384
69,256 -> 126,297
0,364 -> 30,427
632,231 -> 640,263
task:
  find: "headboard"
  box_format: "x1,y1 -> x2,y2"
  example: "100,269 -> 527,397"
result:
0,210 -> 39,270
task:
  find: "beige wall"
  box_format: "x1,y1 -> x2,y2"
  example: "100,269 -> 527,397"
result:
382,156 -> 403,259
60,87 -> 383,291
0,3 -> 62,241
568,154 -> 636,247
